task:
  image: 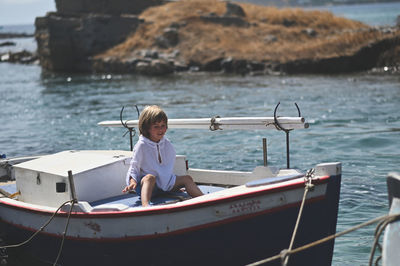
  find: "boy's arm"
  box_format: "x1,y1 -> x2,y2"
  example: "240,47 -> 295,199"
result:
125,144 -> 143,186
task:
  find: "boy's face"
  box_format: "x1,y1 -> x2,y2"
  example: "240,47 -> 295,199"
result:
148,120 -> 167,143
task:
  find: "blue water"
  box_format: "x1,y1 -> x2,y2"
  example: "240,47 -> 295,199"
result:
0,24 -> 36,54
1,3 -> 400,266
243,1 -> 400,26
0,24 -> 34,34
308,1 -> 400,26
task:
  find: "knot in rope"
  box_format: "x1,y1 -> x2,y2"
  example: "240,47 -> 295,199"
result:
304,168 -> 315,191
280,249 -> 290,266
281,168 -> 316,266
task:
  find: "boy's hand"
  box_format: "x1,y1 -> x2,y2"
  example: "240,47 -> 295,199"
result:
122,177 -> 137,193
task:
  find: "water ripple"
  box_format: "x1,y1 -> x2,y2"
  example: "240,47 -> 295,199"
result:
1,63 -> 399,265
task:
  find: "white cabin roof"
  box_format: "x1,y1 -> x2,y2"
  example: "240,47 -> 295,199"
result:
14,150 -> 132,176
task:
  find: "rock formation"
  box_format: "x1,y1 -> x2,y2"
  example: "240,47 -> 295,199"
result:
35,0 -> 164,71
34,0 -> 400,75
35,14 -> 143,71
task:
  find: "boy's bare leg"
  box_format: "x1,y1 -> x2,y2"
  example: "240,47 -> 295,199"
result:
141,174 -> 156,206
173,175 -> 203,197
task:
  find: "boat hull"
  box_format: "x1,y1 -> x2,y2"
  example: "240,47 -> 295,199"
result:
0,173 -> 341,266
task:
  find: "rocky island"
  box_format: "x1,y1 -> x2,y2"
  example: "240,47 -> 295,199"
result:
34,0 -> 400,75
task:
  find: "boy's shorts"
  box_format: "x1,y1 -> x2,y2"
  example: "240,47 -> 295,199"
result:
135,183 -> 163,197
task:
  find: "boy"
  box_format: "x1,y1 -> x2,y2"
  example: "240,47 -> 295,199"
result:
123,105 -> 203,206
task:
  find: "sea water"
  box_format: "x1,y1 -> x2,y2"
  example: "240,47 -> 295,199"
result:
0,2 -> 400,265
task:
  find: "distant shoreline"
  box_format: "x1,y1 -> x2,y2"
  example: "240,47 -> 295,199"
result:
0,24 -> 35,35
0,1 -> 398,29
240,0 -> 400,8
0,33 -> 34,39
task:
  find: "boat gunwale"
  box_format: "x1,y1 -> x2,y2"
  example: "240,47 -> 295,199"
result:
0,175 -> 331,218
0,195 -> 326,242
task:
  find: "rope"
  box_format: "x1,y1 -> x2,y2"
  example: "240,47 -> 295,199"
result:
0,200 -> 73,250
369,214 -> 400,266
247,213 -> 400,266
8,191 -> 20,198
53,200 -> 75,266
282,169 -> 315,266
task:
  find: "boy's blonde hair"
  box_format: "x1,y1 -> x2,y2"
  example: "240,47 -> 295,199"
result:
139,105 -> 168,138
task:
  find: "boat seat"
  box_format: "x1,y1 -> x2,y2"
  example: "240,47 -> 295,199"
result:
92,204 -> 130,212
189,166 -> 278,186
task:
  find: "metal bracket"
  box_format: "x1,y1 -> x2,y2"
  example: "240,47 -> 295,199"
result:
210,116 -> 221,131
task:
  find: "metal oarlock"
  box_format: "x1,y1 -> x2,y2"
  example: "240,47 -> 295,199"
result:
120,105 -> 140,151
273,102 -> 302,169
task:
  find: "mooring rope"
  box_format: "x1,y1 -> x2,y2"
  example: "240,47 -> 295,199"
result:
0,200 -> 73,249
281,169 -> 315,266
0,200 -> 76,266
369,214 -> 400,266
247,167 -> 400,266
247,213 -> 400,266
53,200 -> 75,266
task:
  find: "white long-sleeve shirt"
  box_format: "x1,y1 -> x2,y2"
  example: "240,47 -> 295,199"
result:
126,135 -> 176,191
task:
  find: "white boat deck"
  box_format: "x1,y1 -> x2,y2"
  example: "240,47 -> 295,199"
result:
0,149 -> 314,214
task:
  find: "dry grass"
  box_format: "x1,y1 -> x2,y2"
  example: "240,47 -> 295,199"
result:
99,0 -> 398,64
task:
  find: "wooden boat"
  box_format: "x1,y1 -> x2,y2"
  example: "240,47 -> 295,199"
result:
0,112 -> 341,266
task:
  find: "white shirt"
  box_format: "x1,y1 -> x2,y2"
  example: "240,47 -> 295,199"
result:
126,135 -> 176,191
